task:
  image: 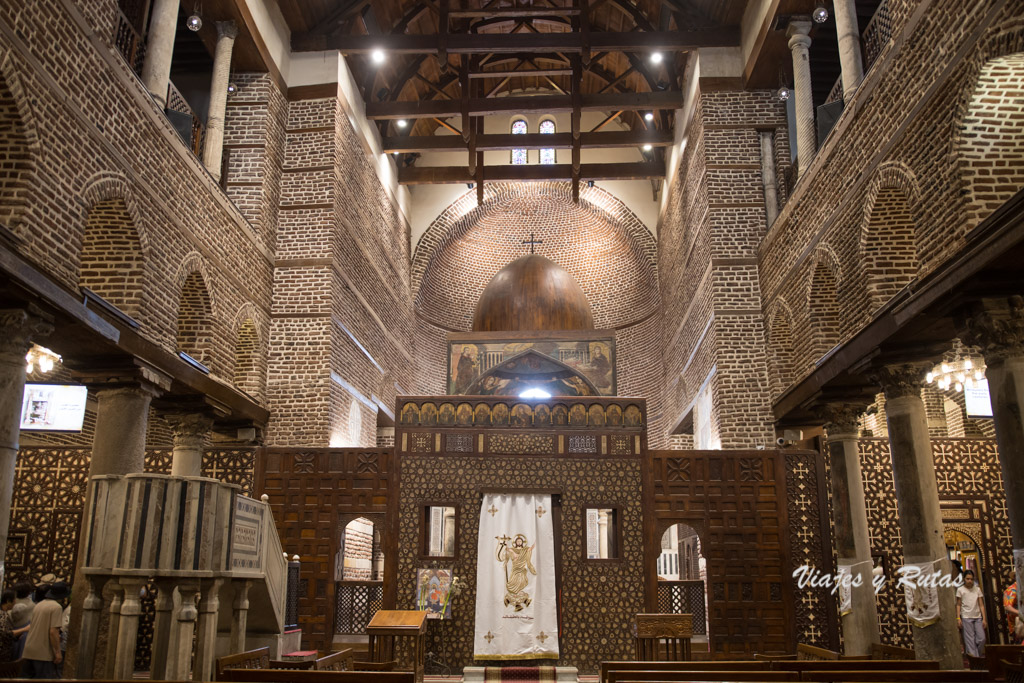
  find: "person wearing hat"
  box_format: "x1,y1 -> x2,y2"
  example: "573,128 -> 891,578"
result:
20,581 -> 67,678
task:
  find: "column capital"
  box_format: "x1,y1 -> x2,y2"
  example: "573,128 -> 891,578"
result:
959,295 -> 1024,364
786,18 -> 813,47
215,20 -> 239,40
164,412 -> 214,450
0,308 -> 53,362
76,360 -> 173,395
818,402 -> 867,439
870,363 -> 930,401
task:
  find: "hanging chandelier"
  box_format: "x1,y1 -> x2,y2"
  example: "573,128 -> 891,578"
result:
26,344 -> 60,374
926,343 -> 985,393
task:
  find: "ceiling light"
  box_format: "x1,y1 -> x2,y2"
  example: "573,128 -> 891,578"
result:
519,388 -> 552,399
396,119 -> 407,128
813,1 -> 829,23
650,52 -> 663,64
392,151 -> 399,156
371,49 -> 386,65
644,112 -> 654,122
778,85 -> 791,101
642,144 -> 652,152
186,13 -> 202,31
227,82 -> 237,94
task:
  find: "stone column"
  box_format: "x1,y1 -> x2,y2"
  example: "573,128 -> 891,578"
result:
113,578 -> 148,680
140,0 -> 182,109
872,363 -> 961,668
759,130 -> 779,226
598,510 -> 610,558
202,21 -> 239,180
75,575 -> 109,680
149,580 -> 177,680
961,296 -> 1024,610
165,412 -> 214,477
786,19 -> 816,177
194,578 -> 224,682
820,403 -> 880,655
103,583 -> 125,679
229,580 -> 252,655
0,308 -> 52,587
167,582 -> 200,681
833,0 -> 864,101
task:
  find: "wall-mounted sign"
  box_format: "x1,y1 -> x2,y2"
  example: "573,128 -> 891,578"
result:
965,378 -> 993,418
20,384 -> 88,432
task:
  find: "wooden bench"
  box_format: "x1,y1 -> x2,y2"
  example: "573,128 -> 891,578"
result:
798,671 -> 991,683
986,645 -> 1024,680
773,660 -> 938,672
611,672 -> 798,683
868,644 -> 916,661
269,650 -> 356,672
602,660 -> 769,683
217,647 -> 272,680
217,669 -> 415,683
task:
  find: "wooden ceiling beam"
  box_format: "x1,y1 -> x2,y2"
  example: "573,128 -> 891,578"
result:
365,89 -> 683,119
383,129 -> 674,152
398,160 -> 664,184
292,29 -> 736,53
469,67 -> 573,78
451,8 -> 582,17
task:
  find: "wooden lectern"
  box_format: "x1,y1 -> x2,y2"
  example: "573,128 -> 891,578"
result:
364,610 -> 428,683
634,613 -> 693,661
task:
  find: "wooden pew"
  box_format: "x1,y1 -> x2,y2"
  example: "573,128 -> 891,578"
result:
601,660 -> 768,683
217,647 -> 271,680
986,645 -> 1024,680
268,650 -> 356,672
217,670 -> 415,683
773,660 -> 939,672
796,645 -> 841,661
869,644 -> 916,660
610,672 -> 798,683
799,671 -> 991,683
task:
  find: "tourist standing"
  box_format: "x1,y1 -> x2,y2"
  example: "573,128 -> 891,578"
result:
20,582 -> 67,678
0,590 -> 30,663
1004,582 -> 1024,644
956,570 -> 986,656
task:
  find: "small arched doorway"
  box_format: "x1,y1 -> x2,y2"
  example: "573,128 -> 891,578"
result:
657,523 -> 709,641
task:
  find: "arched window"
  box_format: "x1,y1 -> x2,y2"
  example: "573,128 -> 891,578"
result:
511,119 -> 528,165
539,119 -> 555,165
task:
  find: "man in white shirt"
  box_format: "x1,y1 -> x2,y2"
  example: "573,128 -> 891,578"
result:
956,570 -> 987,657
20,582 -> 66,678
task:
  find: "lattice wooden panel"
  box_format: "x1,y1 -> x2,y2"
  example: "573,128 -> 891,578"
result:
657,581 -> 707,635
256,448 -> 391,651
335,581 -> 384,634
650,450 -> 802,656
859,438 -> 1010,647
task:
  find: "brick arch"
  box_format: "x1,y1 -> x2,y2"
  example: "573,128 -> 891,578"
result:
807,246 -> 842,361
0,52 -> 41,236
174,254 -> 218,368
412,182 -> 659,331
78,175 -> 148,320
231,302 -> 265,403
952,21 -> 1024,231
859,162 -> 921,309
766,299 -> 796,396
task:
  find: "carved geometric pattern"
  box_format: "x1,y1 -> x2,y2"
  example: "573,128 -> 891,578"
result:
334,581 -> 383,634
357,452 -> 380,473
395,455 -> 644,671
411,433 -> 432,453
610,434 -> 632,456
486,433 -> 555,455
656,581 -> 707,635
858,438 -> 1009,648
445,433 -> 474,453
568,434 -> 596,454
784,451 -> 835,649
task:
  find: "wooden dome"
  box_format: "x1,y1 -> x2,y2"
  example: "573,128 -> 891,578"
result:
472,255 -> 595,332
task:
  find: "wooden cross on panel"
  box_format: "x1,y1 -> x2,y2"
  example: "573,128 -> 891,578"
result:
522,233 -> 543,254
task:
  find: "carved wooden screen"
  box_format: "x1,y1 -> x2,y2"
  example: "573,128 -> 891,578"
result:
649,450 -> 835,656
256,448 -> 391,651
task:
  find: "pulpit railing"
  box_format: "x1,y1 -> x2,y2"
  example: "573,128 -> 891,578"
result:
657,580 -> 707,635
335,580 -> 384,634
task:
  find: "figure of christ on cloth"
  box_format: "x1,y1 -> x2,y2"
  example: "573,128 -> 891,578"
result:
497,534 -> 537,611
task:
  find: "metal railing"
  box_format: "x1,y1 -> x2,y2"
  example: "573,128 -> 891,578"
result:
657,580 -> 707,636
335,581 -> 384,634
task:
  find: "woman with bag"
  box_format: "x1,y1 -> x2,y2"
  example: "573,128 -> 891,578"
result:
1003,582 -> 1024,643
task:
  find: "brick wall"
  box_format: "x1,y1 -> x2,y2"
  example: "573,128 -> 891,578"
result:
760,1 -> 1024,404
411,181 -> 667,444
660,90 -> 782,449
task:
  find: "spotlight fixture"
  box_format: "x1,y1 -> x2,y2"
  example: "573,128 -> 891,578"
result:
392,151 -> 399,156
644,112 -> 654,122
642,143 -> 653,152
813,1 -> 829,23
396,119 -> 407,128
650,52 -> 663,64
778,85 -> 791,101
371,49 -> 386,65
467,183 -> 475,189
587,180 -> 595,188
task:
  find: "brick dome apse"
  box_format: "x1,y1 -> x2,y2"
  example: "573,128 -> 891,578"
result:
412,182 -> 660,332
